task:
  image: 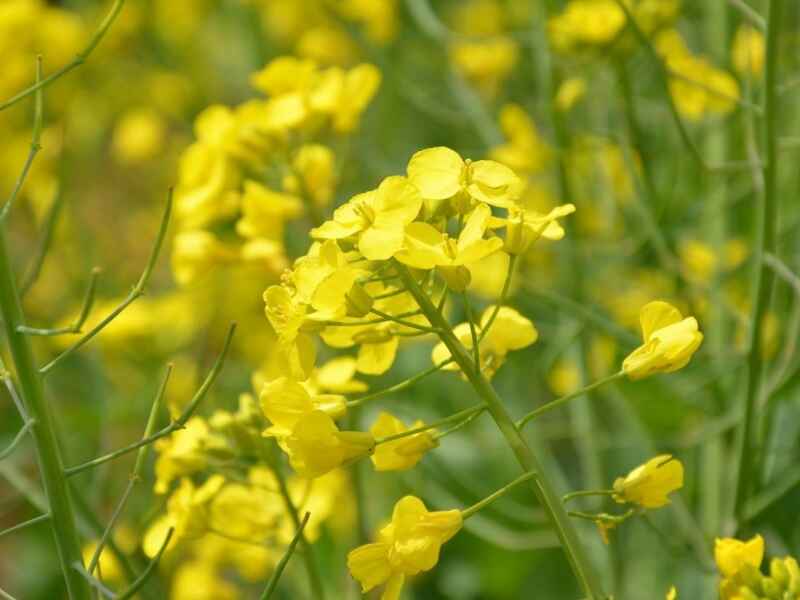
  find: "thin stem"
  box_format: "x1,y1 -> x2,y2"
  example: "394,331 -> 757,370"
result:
368,308 -> 438,333
727,0 -> 766,30
268,445 -> 326,600
87,366 -> 171,576
0,57 -> 44,221
477,254 -> 518,343
433,406 -> 486,439
115,527 -> 174,600
744,462 -> 800,521
0,196 -> 89,600
462,472 -> 538,519
734,0 -> 783,522
0,419 -> 36,461
20,186 -> 65,296
0,586 -> 17,600
260,512 -> 311,600
517,372 -> 626,430
19,268 -> 100,336
40,192 -> 172,375
562,490 -> 616,504
346,359 -> 453,408
321,309 -> 421,328
71,565 -> 115,600
395,262 -> 605,600
374,404 -> 486,445
462,293 -> 482,368
0,0 -> 127,112
64,324 -> 235,477
613,0 -> 708,172
0,513 -> 50,539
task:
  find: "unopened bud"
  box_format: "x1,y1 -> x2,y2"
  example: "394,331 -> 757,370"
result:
438,265 -> 471,292
346,282 -> 374,317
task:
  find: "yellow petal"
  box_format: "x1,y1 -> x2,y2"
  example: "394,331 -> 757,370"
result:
639,300 -> 683,342
407,147 -> 464,200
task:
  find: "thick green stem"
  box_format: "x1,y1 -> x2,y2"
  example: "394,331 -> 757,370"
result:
734,0 -> 783,522
395,264 -> 605,600
0,228 -> 90,598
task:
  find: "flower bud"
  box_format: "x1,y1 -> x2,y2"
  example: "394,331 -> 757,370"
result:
438,264 -> 471,292
345,282 -> 374,317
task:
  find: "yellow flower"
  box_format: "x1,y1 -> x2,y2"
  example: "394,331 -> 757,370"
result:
656,29 -> 740,121
347,496 -> 462,599
612,454 -> 684,508
260,376 -> 347,438
622,301 -> 703,380
111,108 -> 166,164
292,240 -> 372,319
171,231 -> 238,286
143,476 -> 225,557
666,586 -> 677,600
311,356 -> 369,394
263,285 -> 317,380
311,176 -> 422,261
501,203 -> 576,255
679,239 -> 717,282
490,104 -> 551,174
81,541 -> 126,585
283,410 -> 374,478
556,77 -> 587,112
209,481 -> 283,542
732,25 -> 765,77
449,36 -> 519,97
235,180 -> 303,240
715,535 -> 765,578
407,146 -> 521,210
370,412 -> 438,472
396,203 -> 504,289
153,417 -> 229,494
287,144 -> 337,208
170,559 -> 238,600
432,306 -> 538,378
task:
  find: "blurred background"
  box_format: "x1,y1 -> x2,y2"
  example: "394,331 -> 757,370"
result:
2,0 -> 800,598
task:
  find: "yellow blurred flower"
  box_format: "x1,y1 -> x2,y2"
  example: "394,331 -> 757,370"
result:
732,25 -> 765,77
111,108 -> 167,164
490,104 -> 551,174
556,77 -> 587,112
715,535 -> 765,578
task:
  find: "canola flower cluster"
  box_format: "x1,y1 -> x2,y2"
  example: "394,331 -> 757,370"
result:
171,55 -> 381,287
251,144 -> 704,597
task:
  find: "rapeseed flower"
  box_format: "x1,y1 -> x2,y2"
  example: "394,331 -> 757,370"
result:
622,300 -> 703,380
612,454 -> 684,508
348,496 -> 462,599
370,412 -> 438,471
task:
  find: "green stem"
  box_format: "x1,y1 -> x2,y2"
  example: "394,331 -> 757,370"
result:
395,263 -> 605,600
260,512 -> 310,600
268,445 -> 325,600
374,404 -> 486,445
0,0 -> 127,112
0,225 -> 90,599
562,490 -> 616,504
346,359 -> 453,408
0,57 -> 43,221
0,419 -> 36,461
462,472 -> 538,519
0,513 -> 51,539
516,372 -> 625,430
734,0 -> 783,522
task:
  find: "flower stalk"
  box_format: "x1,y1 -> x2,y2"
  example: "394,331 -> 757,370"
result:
0,224 -> 90,598
395,262 -> 606,600
734,0 -> 784,522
